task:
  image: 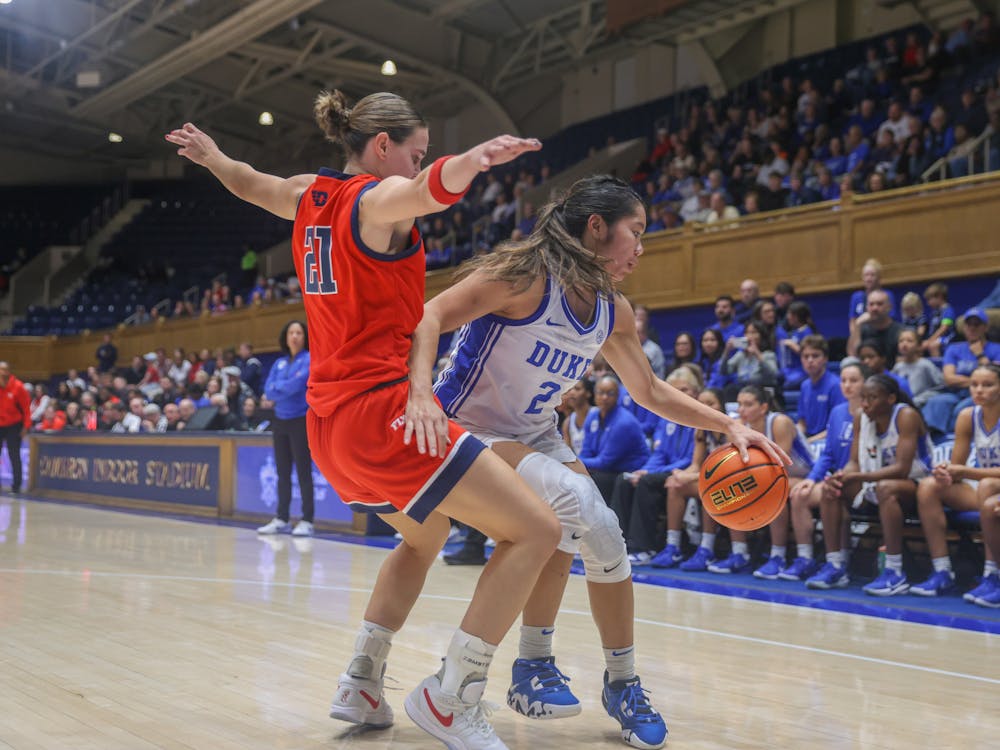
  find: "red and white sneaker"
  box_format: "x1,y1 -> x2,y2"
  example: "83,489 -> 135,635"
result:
404,672 -> 508,749
329,667 -> 394,728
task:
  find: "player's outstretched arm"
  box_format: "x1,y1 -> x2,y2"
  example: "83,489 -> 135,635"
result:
165,122 -> 314,221
361,135 -> 541,227
602,297 -> 790,465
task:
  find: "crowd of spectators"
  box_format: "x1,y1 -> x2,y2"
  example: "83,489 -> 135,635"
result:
23,337 -> 273,435
627,15 -> 1000,229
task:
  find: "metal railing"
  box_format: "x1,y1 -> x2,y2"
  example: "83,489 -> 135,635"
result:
920,128 -> 996,182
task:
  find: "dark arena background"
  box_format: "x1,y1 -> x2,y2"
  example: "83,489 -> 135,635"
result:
0,2 -> 998,749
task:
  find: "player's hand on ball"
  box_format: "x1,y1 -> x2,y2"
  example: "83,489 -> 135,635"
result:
725,420 -> 790,465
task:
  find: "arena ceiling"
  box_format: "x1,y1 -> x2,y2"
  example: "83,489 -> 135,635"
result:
0,0 -> 811,171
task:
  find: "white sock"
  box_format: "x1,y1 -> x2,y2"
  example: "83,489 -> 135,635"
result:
985,560 -> 998,577
826,550 -> 844,568
348,620 -> 394,679
603,645 -> 635,683
797,544 -> 813,560
885,553 -> 903,574
732,541 -> 749,557
519,625 -> 553,661
932,556 -> 953,574
700,532 -> 717,551
770,545 -> 786,560
440,629 -> 496,696
666,529 -> 682,547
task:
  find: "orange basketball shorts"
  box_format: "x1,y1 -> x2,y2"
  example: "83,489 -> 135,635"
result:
307,379 -> 485,522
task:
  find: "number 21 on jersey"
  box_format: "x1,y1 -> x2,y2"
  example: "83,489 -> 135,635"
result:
303,225 -> 338,295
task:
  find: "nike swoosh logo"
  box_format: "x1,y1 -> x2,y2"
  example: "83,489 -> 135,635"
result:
604,560 -> 622,573
545,318 -> 564,327
541,628 -> 555,635
359,690 -> 380,710
571,532 -> 582,540
611,648 -> 634,657
703,450 -> 738,480
423,688 -> 453,727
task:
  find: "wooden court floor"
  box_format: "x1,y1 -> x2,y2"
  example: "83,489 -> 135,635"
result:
0,498 -> 997,750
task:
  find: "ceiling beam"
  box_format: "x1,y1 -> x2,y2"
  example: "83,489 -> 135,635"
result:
72,0 -> 326,118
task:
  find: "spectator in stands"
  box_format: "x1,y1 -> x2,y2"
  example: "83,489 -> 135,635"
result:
711,295 -> 743,341
95,333 -> 118,373
824,137 -> 848,176
636,316 -> 666,379
559,380 -> 594,455
141,403 -> 167,433
796,335 -> 845,441
847,100 -> 879,140
899,292 -> 928,339
706,192 -> 739,224
844,125 -> 871,183
154,377 -> 179,410
578,376 -> 651,505
163,403 -> 182,432
611,369 -> 699,564
947,18 -> 974,60
809,374 -> 932,593
257,320 -> 314,537
857,339 -> 913,398
733,279 -> 760,325
924,106 -> 954,161
772,281 -> 796,329
815,167 -> 840,200
104,401 -> 140,433
666,332 -> 697,375
923,308 -> 1000,436
236,342 -> 262,395
719,320 -> 779,401
955,88 -> 987,136
848,289 -> 903,365
29,383 -> 50,424
921,282 -> 956,356
177,398 -> 197,431
751,299 -> 779,345
33,403 -> 66,432
907,86 -> 932,123
63,402 -> 84,432
785,172 -> 819,207
203,393 -> 240,431
167,348 -> 190,386
776,300 -> 817,389
132,305 -> 151,326
240,397 -> 266,431
698,328 -> 725,389
877,101 -> 911,144
864,171 -> 887,194
893,329 -> 943,407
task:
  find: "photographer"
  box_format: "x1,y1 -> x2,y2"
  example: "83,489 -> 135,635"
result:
719,320 -> 780,402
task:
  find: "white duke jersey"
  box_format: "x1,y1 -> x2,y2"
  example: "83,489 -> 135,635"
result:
435,276 -> 615,438
858,403 -> 932,479
972,406 -> 1000,468
764,412 -> 814,478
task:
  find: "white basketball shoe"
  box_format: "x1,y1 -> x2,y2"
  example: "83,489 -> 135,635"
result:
404,672 -> 508,750
329,656 -> 394,728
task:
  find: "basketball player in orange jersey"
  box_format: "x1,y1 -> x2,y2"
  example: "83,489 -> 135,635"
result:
407,175 -> 789,749
167,91 -> 561,750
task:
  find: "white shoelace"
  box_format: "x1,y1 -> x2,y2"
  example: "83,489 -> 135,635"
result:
462,700 -> 500,737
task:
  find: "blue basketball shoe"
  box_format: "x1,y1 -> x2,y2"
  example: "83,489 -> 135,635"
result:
863,569 -> 909,596
706,552 -> 750,574
679,546 -> 714,571
602,672 -> 667,749
752,555 -> 784,580
910,570 -> 955,597
964,573 -> 999,603
805,561 -> 849,589
507,657 -> 581,719
649,544 -> 682,568
778,557 -> 819,581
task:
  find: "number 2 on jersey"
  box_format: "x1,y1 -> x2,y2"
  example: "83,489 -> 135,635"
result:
303,225 -> 338,295
525,381 -> 561,415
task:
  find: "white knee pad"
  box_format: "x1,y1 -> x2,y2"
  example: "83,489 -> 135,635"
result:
515,452 -> 629,583
579,502 -> 631,584
516,452 -> 590,553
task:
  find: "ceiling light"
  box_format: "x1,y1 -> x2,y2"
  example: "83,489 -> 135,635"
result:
258,111 -> 274,126
108,132 -> 123,143
0,1 -> 13,6
381,60 -> 397,76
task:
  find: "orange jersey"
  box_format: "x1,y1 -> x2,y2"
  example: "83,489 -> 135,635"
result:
292,168 -> 425,417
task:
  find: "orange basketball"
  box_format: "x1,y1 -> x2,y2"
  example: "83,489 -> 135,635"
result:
698,444 -> 788,531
